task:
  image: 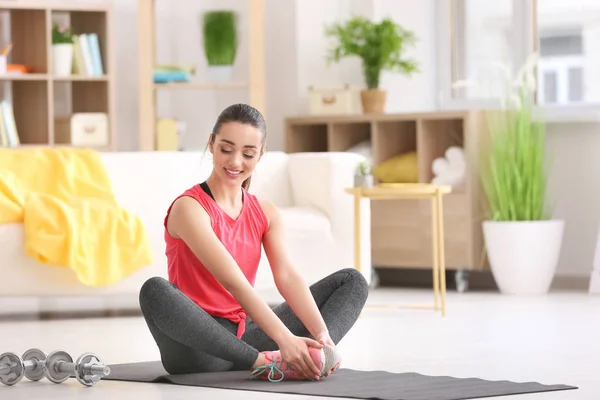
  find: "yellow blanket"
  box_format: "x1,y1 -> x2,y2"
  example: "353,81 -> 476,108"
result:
0,147 -> 152,286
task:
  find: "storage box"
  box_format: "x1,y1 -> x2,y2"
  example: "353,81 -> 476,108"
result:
308,84 -> 361,115
55,113 -> 109,147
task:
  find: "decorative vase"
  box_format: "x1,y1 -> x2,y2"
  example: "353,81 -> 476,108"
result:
483,220 -> 565,295
354,174 -> 373,188
53,43 -> 74,76
208,65 -> 233,83
360,89 -> 386,114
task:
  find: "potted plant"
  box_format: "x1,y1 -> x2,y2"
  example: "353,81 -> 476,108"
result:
477,53 -> 564,295
52,24 -> 74,76
202,10 -> 237,82
324,16 -> 419,114
354,160 -> 373,188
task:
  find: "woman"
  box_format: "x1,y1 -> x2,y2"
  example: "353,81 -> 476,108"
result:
139,103 -> 368,382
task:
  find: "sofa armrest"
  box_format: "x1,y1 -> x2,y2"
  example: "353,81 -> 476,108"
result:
287,152 -> 372,284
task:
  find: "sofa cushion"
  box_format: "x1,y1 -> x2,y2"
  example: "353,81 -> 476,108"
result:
279,206 -> 331,237
254,205 -> 335,290
248,152 -> 293,208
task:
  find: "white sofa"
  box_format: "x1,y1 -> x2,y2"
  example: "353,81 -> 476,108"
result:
0,151 -> 371,314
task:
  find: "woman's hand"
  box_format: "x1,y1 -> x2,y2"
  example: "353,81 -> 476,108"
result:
277,334 -> 323,380
314,331 -> 341,377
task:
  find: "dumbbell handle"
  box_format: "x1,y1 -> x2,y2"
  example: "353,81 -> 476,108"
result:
0,357 -> 44,376
24,359 -> 44,369
56,361 -> 110,376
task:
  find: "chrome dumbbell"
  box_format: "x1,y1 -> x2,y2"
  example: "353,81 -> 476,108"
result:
44,350 -> 110,387
0,348 -> 47,386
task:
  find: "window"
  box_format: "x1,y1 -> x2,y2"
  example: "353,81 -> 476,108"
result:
537,33 -> 584,104
536,0 -> 600,105
442,0 -> 600,108
449,0 -> 514,101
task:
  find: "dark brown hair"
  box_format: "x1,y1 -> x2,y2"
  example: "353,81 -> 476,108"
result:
209,103 -> 267,190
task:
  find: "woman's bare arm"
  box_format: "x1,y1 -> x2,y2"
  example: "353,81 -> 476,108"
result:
260,200 -> 330,342
167,196 -> 293,345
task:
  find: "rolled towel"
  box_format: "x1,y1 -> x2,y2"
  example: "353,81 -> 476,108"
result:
445,146 -> 466,173
445,146 -> 464,163
432,157 -> 449,177
430,146 -> 466,187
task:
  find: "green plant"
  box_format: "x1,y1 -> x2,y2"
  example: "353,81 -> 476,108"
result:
477,53 -> 550,221
52,24 -> 73,45
202,10 -> 237,66
355,160 -> 371,176
324,16 -> 419,89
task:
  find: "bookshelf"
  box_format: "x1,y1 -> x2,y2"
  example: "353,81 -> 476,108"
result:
137,0 -> 266,151
0,0 -> 115,150
285,110 -> 490,273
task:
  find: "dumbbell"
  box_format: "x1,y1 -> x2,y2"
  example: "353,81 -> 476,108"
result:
44,350 -> 111,387
0,348 -> 47,386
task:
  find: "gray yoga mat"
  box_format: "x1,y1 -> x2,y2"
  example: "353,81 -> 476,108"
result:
105,361 -> 577,400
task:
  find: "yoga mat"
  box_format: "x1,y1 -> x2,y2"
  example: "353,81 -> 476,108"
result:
105,361 -> 577,400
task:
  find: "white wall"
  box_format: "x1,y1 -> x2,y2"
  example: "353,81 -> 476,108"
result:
546,124 -> 600,278
372,0 -> 437,112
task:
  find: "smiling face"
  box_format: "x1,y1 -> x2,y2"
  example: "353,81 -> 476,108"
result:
208,121 -> 265,186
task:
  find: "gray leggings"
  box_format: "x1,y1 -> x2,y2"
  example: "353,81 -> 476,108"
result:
138,268 -> 368,375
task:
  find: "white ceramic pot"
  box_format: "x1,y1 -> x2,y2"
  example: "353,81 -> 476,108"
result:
208,65 -> 233,82
354,174 -> 373,188
53,43 -> 73,76
483,220 -> 565,295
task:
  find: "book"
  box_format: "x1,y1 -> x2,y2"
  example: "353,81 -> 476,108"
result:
1,101 -> 19,147
72,35 -> 87,75
87,33 -> 104,76
78,34 -> 95,76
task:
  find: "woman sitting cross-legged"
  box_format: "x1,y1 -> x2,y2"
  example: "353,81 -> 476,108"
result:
138,103 -> 369,382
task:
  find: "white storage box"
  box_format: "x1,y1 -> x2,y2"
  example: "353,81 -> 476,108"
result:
55,113 -> 109,147
308,84 -> 361,115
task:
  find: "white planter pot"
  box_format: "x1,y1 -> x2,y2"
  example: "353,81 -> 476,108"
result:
354,174 -> 373,188
483,220 -> 565,295
53,43 -> 73,76
208,65 -> 233,82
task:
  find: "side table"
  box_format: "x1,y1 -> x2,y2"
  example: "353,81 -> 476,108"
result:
345,183 -> 452,316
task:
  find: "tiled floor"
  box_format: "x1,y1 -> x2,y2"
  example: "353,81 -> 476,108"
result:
1,288 -> 599,399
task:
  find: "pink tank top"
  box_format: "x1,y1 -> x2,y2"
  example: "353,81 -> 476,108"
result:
163,184 -> 269,338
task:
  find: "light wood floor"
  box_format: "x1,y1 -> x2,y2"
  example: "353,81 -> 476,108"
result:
0,288 -> 599,399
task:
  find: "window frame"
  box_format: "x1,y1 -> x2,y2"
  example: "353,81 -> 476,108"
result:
436,0 -> 600,122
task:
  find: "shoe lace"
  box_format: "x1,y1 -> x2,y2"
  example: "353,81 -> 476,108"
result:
250,357 -> 288,382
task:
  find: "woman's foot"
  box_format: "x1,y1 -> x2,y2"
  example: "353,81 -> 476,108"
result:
250,344 -> 341,382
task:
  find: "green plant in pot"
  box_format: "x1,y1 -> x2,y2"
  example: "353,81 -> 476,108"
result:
324,16 -> 419,113
469,53 -> 564,295
51,24 -> 74,76
354,160 -> 373,188
202,10 -> 237,82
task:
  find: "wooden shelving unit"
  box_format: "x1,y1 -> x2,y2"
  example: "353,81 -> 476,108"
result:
0,0 -> 115,150
137,0 -> 266,151
285,110 -> 490,272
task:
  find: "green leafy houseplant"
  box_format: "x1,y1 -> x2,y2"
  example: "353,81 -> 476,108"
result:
355,160 -> 371,176
324,16 -> 419,89
456,53 -> 564,295
478,54 -> 550,222
52,24 -> 73,45
202,11 -> 237,66
354,160 -> 373,188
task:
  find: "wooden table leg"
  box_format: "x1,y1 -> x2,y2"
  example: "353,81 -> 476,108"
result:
354,194 -> 361,274
430,194 -> 440,311
354,194 -> 364,319
436,190 -> 447,317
